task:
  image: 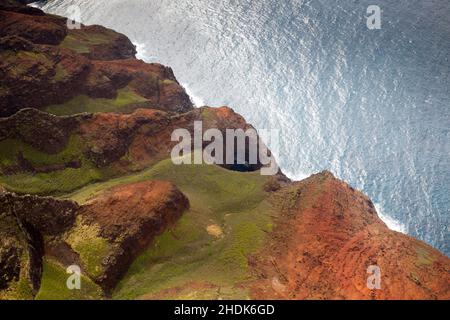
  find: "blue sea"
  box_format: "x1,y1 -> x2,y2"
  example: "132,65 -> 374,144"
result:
37,0 -> 450,256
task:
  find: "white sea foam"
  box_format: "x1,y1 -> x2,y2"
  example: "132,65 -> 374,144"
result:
375,203 -> 407,234
134,41 -> 149,61
133,41 -> 205,107
283,168 -> 311,181
182,83 -> 205,107
132,41 -> 158,62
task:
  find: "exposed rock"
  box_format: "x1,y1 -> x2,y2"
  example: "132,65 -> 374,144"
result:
88,59 -> 192,112
0,34 -> 34,51
251,171 -> 450,299
77,106 -> 274,171
0,106 -> 269,177
0,43 -> 91,116
0,189 -> 78,299
0,108 -> 86,153
15,0 -> 38,4
78,108 -> 171,167
0,6 -> 67,45
0,194 -> 68,299
0,180 -> 189,297
1,0 -> 44,13
0,191 -> 78,236
78,180 -> 189,292
64,25 -> 136,61
0,3 -> 192,117
0,210 -> 35,298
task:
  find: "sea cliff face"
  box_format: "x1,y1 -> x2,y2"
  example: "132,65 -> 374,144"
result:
0,0 -> 448,300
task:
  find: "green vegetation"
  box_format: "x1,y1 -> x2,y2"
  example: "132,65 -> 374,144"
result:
2,50 -> 53,78
53,63 -> 70,82
0,135 -> 109,194
0,278 -> 34,300
66,156 -> 274,299
65,217 -> 111,279
35,257 -> 103,300
65,154 -> 268,206
0,135 -> 132,195
2,147 -> 277,299
44,87 -> 148,116
0,161 -> 102,195
60,28 -> 119,54
415,245 -> 435,266
0,136 -> 82,167
0,263 -> 34,300
60,34 -> 90,54
160,79 -> 176,85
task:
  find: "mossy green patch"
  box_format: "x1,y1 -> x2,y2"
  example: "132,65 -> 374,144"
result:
0,280 -> 34,300
65,217 -> 111,279
415,245 -> 435,267
53,63 -> 70,82
0,160 -> 102,195
0,232 -> 35,300
0,135 -> 108,195
44,87 -> 148,116
60,28 -> 119,55
35,257 -> 103,300
0,268 -> 34,300
65,154 -> 268,206
60,34 -> 90,54
0,135 -> 137,195
0,135 -> 82,167
201,108 -> 217,126
2,50 -> 53,78
160,79 -> 176,85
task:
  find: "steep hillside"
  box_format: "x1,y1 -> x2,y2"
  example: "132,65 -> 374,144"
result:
251,172 -> 450,299
0,1 -> 191,117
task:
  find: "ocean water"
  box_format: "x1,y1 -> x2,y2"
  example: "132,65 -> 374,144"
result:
38,0 -> 450,256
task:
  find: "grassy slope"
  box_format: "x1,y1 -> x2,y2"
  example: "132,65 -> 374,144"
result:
1,14 -> 276,300
36,257 -> 103,300
0,136 -> 82,167
59,27 -> 121,55
0,132 -> 275,299
44,87 -> 148,116
0,136 -> 107,195
63,157 -> 274,299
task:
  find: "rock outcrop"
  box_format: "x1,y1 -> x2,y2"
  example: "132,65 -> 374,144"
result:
251,171 -> 450,299
0,208 -> 38,299
0,181 -> 189,297
78,180 -> 189,292
0,1 -> 192,117
0,2 -> 67,45
0,108 -> 85,153
0,105 -> 270,184
0,191 -> 78,298
2,192 -> 78,235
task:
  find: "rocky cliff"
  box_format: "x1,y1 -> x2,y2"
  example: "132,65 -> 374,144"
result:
0,0 -> 448,300
251,172 -> 450,299
0,0 -> 191,117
